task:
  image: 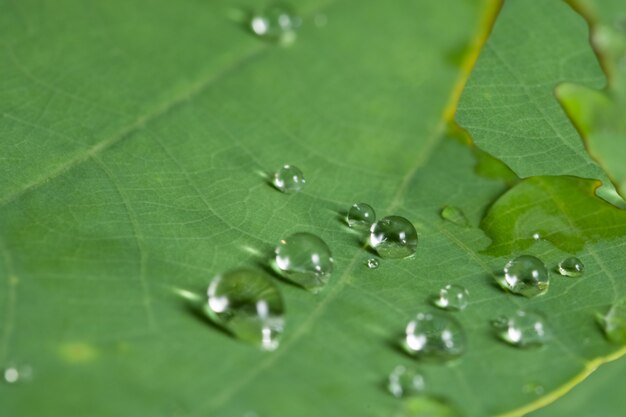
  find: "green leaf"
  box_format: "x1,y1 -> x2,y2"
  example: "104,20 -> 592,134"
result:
1,1 -> 625,417
556,0 -> 626,199
456,0 -> 624,206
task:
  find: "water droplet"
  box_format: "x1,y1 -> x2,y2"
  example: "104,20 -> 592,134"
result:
557,256 -> 584,277
433,284 -> 469,311
366,258 -> 379,269
3,367 -> 18,384
403,311 -> 466,360
493,309 -> 548,348
346,202 -> 376,229
532,232 -> 541,241
250,4 -> 300,45
370,216 -> 418,259
313,13 -> 328,27
272,164 -> 305,193
274,232 -> 333,292
387,365 -> 425,398
205,269 -> 285,351
497,255 -> 549,297
597,298 -> 626,344
523,382 -> 545,395
440,206 -> 469,227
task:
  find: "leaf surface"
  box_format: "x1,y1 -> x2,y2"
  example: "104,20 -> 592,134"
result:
1,1 -> 625,417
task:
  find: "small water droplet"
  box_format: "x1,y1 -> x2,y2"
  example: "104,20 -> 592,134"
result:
440,206 -> 469,227
3,367 -> 18,384
433,284 -> 469,311
403,311 -> 466,360
250,4 -> 300,45
272,164 -> 305,193
557,256 -> 584,277
497,255 -> 549,297
205,269 -> 285,351
598,298 -> 626,344
346,202 -> 376,229
532,232 -> 541,241
366,258 -> 379,269
370,216 -> 418,259
313,13 -> 328,27
523,382 -> 545,395
387,365 -> 425,398
274,232 -> 334,292
493,309 -> 548,348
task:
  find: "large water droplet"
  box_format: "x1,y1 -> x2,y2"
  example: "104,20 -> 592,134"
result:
433,284 -> 469,311
205,269 -> 285,351
387,365 -> 425,398
274,232 -> 333,292
440,206 -> 469,227
497,255 -> 549,297
366,258 -> 379,269
272,164 -> 305,193
346,202 -> 376,229
250,4 -> 300,45
493,309 -> 548,348
370,216 -> 418,259
403,311 -> 466,360
598,298 -> 626,344
557,256 -> 584,277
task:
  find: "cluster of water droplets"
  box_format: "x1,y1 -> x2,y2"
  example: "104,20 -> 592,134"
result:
197,152 -> 617,407
2,364 -> 32,385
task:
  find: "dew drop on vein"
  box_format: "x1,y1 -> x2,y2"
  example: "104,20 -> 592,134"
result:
440,206 -> 469,227
557,256 -> 584,277
387,365 -> 425,398
346,202 -> 376,229
403,311 -> 466,360
272,164 -> 305,193
433,284 -> 469,311
250,4 -> 301,45
370,216 -> 418,259
274,232 -> 334,292
496,255 -> 549,297
492,309 -> 548,348
366,258 -> 379,269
